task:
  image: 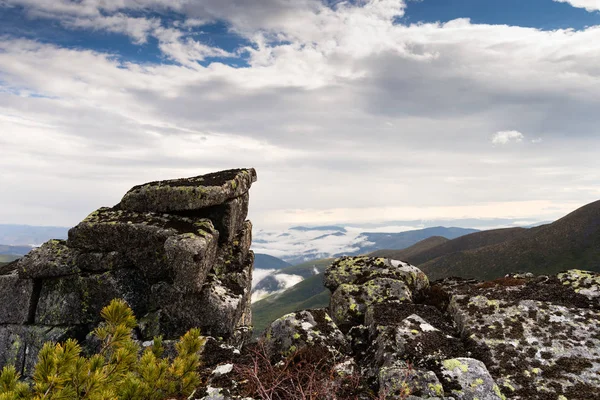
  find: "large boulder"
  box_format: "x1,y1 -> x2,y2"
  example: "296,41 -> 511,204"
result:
330,278 -> 412,331
262,309 -> 349,360
120,168 -> 257,212
325,256 -> 429,293
379,363 -> 444,399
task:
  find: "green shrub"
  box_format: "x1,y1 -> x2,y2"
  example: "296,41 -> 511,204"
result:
0,299 -> 206,400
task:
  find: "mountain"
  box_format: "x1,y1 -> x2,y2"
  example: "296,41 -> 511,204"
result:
369,236 -> 449,260
356,227 -> 478,255
253,253 -> 291,270
420,200 -> 600,280
0,244 -> 34,257
251,273 -> 330,336
372,227 -> 529,267
0,255 -> 20,263
0,224 -> 68,246
252,225 -> 478,265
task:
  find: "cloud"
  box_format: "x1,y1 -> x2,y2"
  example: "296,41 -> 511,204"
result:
553,0 -> 600,12
0,0 -> 600,230
492,131 -> 525,145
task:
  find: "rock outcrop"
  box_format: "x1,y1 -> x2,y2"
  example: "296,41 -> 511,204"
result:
234,257 -> 599,400
0,168 -> 257,377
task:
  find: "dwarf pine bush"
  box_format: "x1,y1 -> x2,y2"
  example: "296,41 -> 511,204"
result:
0,299 -> 206,400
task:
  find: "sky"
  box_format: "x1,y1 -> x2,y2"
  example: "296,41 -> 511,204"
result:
1,0 -> 600,232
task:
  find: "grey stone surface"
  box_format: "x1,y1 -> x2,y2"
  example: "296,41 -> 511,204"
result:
444,270 -> 600,399
379,363 -> 444,399
76,251 -> 131,272
177,193 -> 250,244
120,168 -> 257,212
0,274 -> 34,324
439,358 -> 503,400
16,240 -> 80,279
0,325 -> 75,377
330,278 -> 412,331
150,275 -> 246,340
35,269 -> 149,325
262,309 -> 349,360
165,231 -> 219,292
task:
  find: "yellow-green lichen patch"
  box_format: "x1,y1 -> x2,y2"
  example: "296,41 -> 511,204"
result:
443,359 -> 469,372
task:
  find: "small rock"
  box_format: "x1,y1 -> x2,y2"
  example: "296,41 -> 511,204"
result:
440,358 -> 503,400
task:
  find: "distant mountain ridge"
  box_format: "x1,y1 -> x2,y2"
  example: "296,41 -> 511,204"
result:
420,200 -> 600,280
253,225 -> 479,265
253,253 -> 291,270
0,244 -> 34,257
0,224 -> 68,246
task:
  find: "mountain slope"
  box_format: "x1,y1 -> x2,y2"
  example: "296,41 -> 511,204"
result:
369,236 -> 449,260
406,227 -> 529,266
344,227 -> 478,257
253,253 -> 292,270
0,244 -> 33,256
252,258 -> 333,295
421,200 -> 600,280
252,273 -> 329,336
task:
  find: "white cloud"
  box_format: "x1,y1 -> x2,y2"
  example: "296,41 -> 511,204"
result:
553,0 -> 600,12
0,0 -> 600,231
65,14 -> 161,44
492,131 -> 525,145
250,273 -> 304,302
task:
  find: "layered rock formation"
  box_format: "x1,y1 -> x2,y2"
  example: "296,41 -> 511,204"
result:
0,168 -> 257,377
202,257 -> 599,399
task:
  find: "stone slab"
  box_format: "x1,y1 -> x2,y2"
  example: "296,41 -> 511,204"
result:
68,207 -> 218,283
120,168 -> 257,212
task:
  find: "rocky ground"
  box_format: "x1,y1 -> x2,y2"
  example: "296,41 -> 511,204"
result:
199,257 -> 600,400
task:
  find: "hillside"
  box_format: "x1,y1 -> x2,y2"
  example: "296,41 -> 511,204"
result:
253,253 -> 291,270
355,227 -> 477,255
251,273 -> 329,336
408,227 -> 529,266
0,254 -> 20,263
0,244 -> 33,256
421,200 -> 600,280
252,258 -> 333,295
369,236 -> 449,260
